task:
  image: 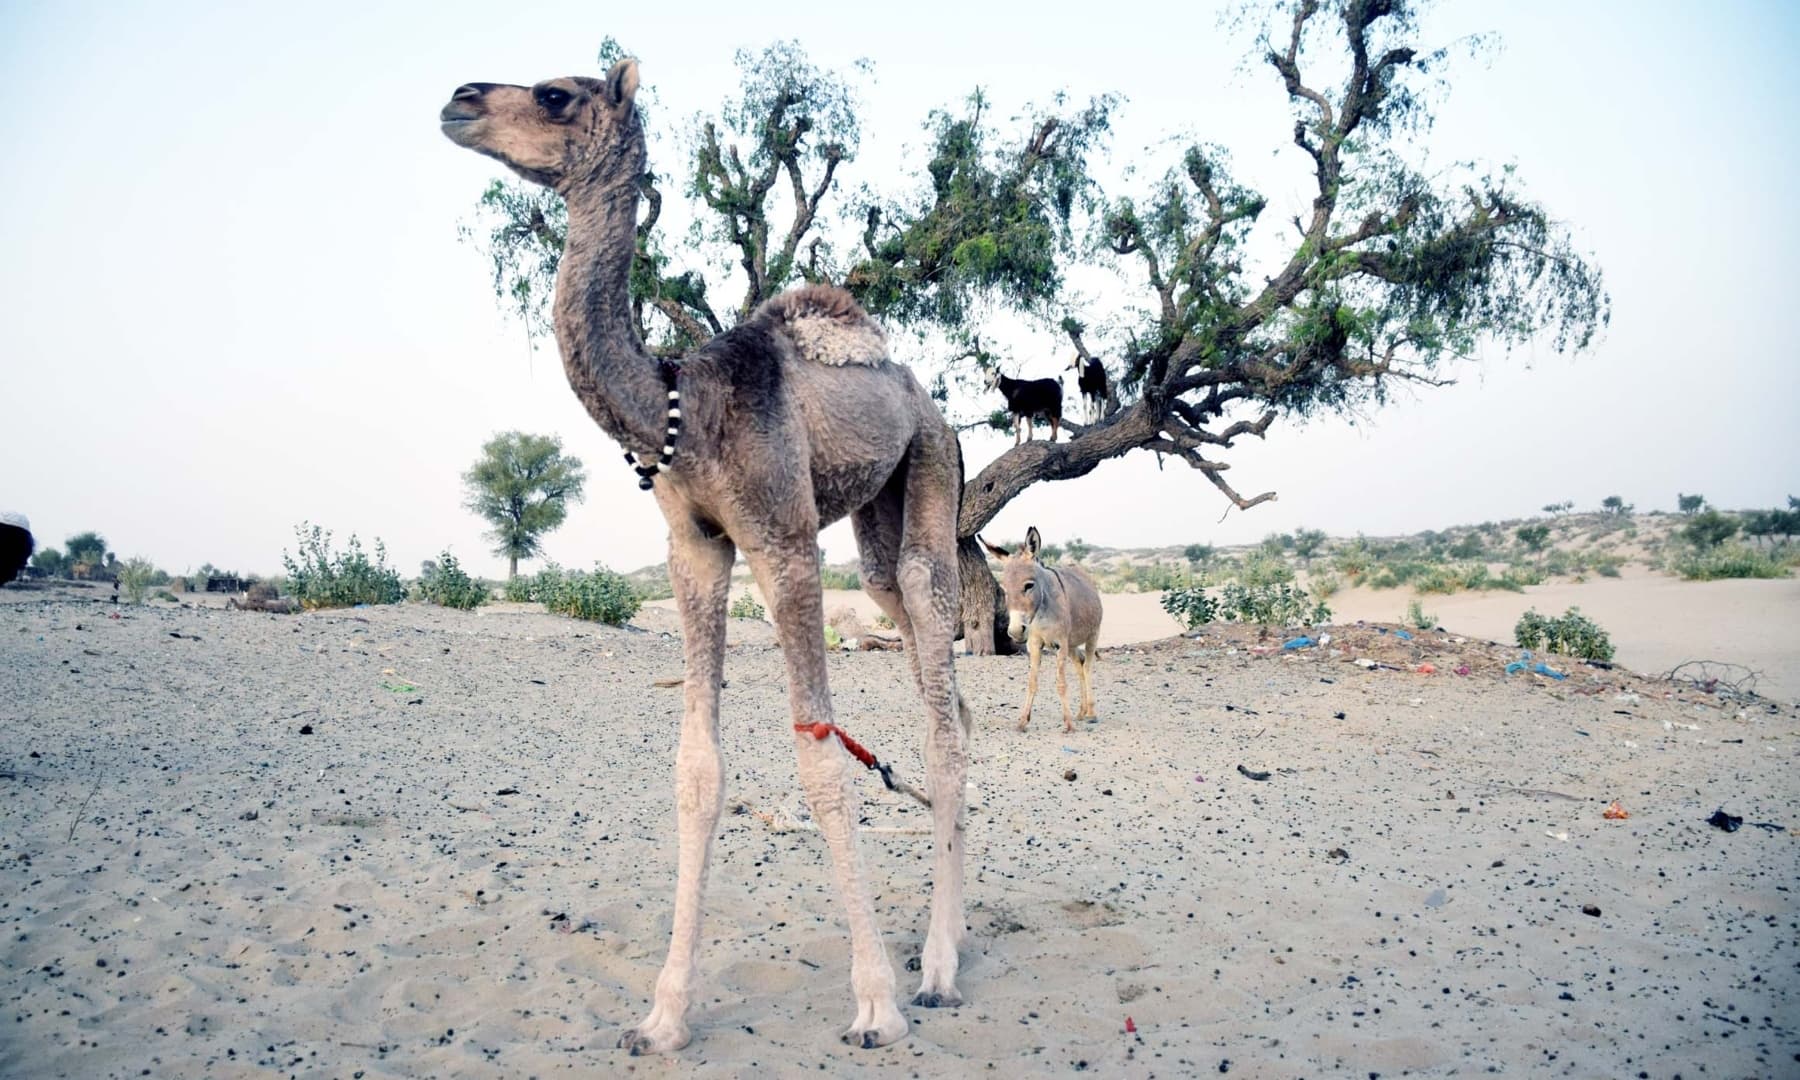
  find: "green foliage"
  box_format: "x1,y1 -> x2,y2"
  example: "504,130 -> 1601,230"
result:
1182,543 -> 1214,565
1405,598 -> 1435,630
1291,528 -> 1327,560
151,589 -> 178,603
1742,507 -> 1800,544
1677,493 -> 1705,515
1672,544 -> 1790,581
728,591 -> 766,620
1234,550 -> 1295,588
1515,523 -> 1550,552
1064,536 -> 1092,562
1447,532 -> 1485,559
1600,495 -> 1632,517
281,524 -> 405,610
1160,580 -> 1329,629
464,431 -> 587,578
1307,571 -> 1342,602
1514,607 -> 1615,661
525,563 -> 643,624
1542,501 -> 1573,516
1680,508 -> 1738,550
416,552 -> 488,610
115,557 -> 159,605
29,547 -> 65,577
64,531 -> 108,570
818,566 -> 862,591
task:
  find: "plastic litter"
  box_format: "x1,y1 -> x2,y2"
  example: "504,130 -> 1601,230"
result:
1707,809 -> 1742,833
1355,658 -> 1378,669
1393,629 -> 1413,641
1531,662 -> 1566,680
1124,1017 -> 1137,1034
1416,663 -> 1437,675
1603,801 -> 1629,820
1504,661 -> 1527,675
1281,636 -> 1314,650
1454,664 -> 1471,676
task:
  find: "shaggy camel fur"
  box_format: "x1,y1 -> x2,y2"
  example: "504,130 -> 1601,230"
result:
440,60 -> 971,1054
981,528 -> 1102,732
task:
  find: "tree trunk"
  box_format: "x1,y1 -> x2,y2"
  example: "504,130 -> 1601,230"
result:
957,537 -> 1014,656
509,554 -> 519,580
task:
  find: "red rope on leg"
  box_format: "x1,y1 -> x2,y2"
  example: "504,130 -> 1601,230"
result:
795,721 -> 878,770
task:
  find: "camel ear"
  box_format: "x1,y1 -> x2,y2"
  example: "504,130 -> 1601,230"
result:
978,535 -> 1010,559
603,58 -> 640,111
1025,527 -> 1042,556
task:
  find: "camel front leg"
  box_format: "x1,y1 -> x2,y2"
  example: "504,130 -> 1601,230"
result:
749,541 -> 907,1049
1017,636 -> 1043,732
619,525 -> 734,1056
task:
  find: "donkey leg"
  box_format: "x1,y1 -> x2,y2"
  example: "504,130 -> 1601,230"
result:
1078,640 -> 1099,721
620,523 -> 734,1055
749,540 -> 907,1049
1018,637 -> 1043,732
1053,648 -> 1072,731
894,452 -> 969,1008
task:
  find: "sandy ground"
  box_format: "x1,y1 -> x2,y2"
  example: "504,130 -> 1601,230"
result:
664,567 -> 1800,704
3,586 -> 1799,1078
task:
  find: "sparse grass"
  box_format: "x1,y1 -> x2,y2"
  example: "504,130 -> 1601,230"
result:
728,591 -> 766,620
818,566 -> 861,591
1406,598 -> 1435,630
1672,544 -> 1790,581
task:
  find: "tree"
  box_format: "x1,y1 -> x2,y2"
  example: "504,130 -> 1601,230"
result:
464,6 -> 1605,652
1515,523 -> 1550,553
1600,495 -> 1632,517
463,432 -> 588,579
1542,501 -> 1573,517
30,547 -> 65,578
1681,508 -> 1738,550
1677,493 -> 1705,515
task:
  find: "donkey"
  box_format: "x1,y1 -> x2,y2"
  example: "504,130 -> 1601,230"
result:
980,527 -> 1103,732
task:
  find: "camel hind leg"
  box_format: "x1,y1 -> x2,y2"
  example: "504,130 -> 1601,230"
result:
886,434 -> 969,1008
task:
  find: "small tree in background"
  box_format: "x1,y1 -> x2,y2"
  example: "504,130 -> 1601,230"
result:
1541,501 -> 1573,517
463,431 -> 589,579
1600,495 -> 1632,517
1676,493 -> 1705,515
30,547 -> 66,578
64,532 -> 110,577
1681,509 -> 1738,550
1515,523 -> 1550,553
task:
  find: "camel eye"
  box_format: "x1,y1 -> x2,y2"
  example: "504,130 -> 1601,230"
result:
537,87 -> 572,112
1022,582 -> 1035,592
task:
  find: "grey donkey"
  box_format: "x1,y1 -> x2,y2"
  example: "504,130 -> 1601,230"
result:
980,528 -> 1103,732
439,59 -> 972,1053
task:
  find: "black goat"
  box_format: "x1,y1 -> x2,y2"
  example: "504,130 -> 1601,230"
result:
1065,353 -> 1109,424
986,371 -> 1062,445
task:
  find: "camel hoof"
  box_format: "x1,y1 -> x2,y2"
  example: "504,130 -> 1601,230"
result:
618,1017 -> 689,1056
911,989 -> 964,1009
1016,717 -> 1031,733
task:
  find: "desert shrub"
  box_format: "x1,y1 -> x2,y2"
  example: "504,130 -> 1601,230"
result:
503,573 -> 538,602
1406,598 -> 1435,630
115,557 -> 160,604
823,625 -> 843,650
1161,581 -> 1328,629
1182,543 -> 1215,565
1064,537 -> 1092,562
29,547 -> 66,578
818,566 -> 861,591
1448,532 -> 1485,559
873,613 -> 896,629
282,524 -> 405,610
1515,523 -> 1550,553
728,591 -> 766,620
1514,607 -> 1615,661
1677,493 -> 1705,515
1601,495 -> 1632,516
1500,563 -> 1544,588
416,551 -> 488,610
152,589 -> 178,603
1332,539 -> 1372,580
1672,544 -> 1790,581
1307,571 -> 1342,602
1680,509 -> 1739,550
533,563 -> 642,624
1235,550 -> 1295,588
1412,562 -> 1495,595
1291,528 -> 1327,561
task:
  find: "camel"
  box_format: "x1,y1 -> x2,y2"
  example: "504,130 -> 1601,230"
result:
439,60 -> 971,1054
980,528 -> 1102,732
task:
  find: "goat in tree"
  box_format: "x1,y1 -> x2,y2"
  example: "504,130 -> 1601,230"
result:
1065,353 -> 1108,425
439,59 -> 972,1054
986,370 -> 1062,445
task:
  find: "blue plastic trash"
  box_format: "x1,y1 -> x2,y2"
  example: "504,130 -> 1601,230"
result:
1531,662 -> 1566,680
1393,629 -> 1413,641
1504,661 -> 1527,675
1282,636 -> 1314,650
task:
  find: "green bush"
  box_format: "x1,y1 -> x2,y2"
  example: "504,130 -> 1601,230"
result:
503,573 -> 538,602
282,524 -> 405,610
1515,523 -> 1550,552
728,591 -> 766,620
1307,571 -> 1342,601
115,557 -> 160,604
1406,598 -> 1436,630
1672,544 -> 1790,581
1182,543 -> 1215,565
1161,581 -> 1329,629
1680,509 -> 1738,550
416,552 -> 488,610
1235,550 -> 1295,588
1514,607 -> 1615,661
530,563 -> 642,624
818,566 -> 862,591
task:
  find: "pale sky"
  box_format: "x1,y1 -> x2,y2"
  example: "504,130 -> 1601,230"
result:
2,1 -> 1796,579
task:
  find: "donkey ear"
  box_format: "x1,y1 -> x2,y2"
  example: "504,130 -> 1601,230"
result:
1025,526 -> 1042,556
603,58 -> 640,111
978,535 -> 1010,559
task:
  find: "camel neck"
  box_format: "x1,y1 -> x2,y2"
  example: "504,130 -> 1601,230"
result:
553,182 -> 666,457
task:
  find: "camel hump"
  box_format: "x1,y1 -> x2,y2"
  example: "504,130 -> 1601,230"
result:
751,284 -> 889,367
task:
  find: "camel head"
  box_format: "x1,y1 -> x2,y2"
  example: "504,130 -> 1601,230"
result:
440,58 -> 642,192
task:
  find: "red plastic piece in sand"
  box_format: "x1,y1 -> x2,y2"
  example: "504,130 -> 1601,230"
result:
1603,801 -> 1629,820
1417,663 -> 1437,674
1125,1016 -> 1137,1033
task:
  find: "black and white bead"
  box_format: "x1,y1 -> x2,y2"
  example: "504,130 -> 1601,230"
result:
624,366 -> 683,491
